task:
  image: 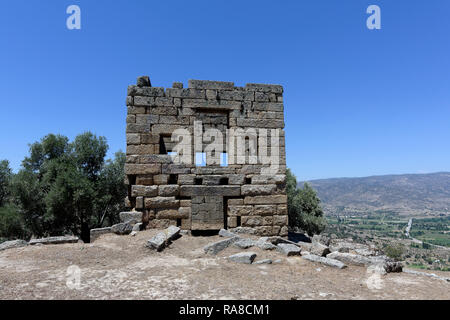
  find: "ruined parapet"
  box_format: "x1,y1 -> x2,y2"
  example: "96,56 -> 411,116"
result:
124,76 -> 288,236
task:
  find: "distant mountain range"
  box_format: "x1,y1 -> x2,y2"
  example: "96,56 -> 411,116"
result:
301,172 -> 450,217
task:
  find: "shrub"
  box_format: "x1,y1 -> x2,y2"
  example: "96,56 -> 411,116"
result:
383,244 -> 405,261
0,205 -> 28,240
286,169 -> 326,235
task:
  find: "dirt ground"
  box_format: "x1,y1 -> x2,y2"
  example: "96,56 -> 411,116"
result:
0,229 -> 449,300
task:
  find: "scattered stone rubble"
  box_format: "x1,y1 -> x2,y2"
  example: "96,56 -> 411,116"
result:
207,228 -> 407,271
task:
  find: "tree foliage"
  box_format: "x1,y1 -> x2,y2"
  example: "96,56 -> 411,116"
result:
0,205 -> 27,241
0,160 -> 12,206
286,168 -> 326,235
11,132 -> 126,242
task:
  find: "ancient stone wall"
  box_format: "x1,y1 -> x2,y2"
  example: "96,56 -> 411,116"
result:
124,76 -> 288,236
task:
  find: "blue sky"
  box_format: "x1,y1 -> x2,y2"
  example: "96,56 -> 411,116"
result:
1,0 -> 449,180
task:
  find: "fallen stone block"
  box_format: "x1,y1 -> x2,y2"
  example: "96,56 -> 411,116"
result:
219,229 -> 237,238
147,226 -> 181,251
255,239 -> 277,250
147,232 -> 167,251
309,242 -> 331,257
329,241 -> 368,253
254,259 -> 272,265
111,222 -> 133,235
132,222 -> 143,232
204,236 -> 239,255
0,239 -> 28,251
228,252 -> 257,264
303,254 -> 347,269
29,236 -> 79,245
326,252 -> 373,266
234,238 -> 256,249
90,227 -> 112,242
276,243 -> 301,256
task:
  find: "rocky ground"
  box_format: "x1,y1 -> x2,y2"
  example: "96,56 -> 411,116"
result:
0,229 -> 449,300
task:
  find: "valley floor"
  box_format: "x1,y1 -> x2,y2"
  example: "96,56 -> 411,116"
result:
0,230 -> 449,300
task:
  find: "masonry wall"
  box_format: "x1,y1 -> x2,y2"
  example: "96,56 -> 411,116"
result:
124,76 -> 288,236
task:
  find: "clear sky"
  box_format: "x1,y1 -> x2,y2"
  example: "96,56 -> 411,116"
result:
1,0 -> 449,181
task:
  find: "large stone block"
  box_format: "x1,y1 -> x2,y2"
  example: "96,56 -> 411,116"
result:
228,205 -> 253,216
145,196 -> 179,208
189,79 -> 234,90
241,184 -> 277,196
125,163 -> 161,175
245,83 -> 283,93
244,195 -> 287,205
158,185 -> 179,196
166,88 -> 206,99
253,205 -> 277,216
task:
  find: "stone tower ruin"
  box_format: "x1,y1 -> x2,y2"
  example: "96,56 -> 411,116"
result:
124,76 -> 288,236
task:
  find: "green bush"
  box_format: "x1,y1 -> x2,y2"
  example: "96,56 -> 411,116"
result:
0,205 -> 27,240
286,169 -> 326,235
383,244 -> 405,261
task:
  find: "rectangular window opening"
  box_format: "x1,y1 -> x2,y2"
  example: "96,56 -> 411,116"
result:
168,174 -> 178,185
195,152 -> 206,167
220,152 -> 228,167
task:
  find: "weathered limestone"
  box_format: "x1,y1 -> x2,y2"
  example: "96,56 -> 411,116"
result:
276,243 -> 301,256
253,259 -> 273,265
29,236 -> 79,245
125,76 -> 288,236
147,226 -> 181,251
326,252 -> 373,266
234,238 -> 256,249
228,252 -> 257,264
203,237 -> 239,255
303,254 -> 347,269
111,222 -> 133,235
0,240 -> 28,251
90,227 -> 112,242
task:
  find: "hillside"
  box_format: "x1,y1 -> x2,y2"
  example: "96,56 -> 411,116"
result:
302,172 -> 450,217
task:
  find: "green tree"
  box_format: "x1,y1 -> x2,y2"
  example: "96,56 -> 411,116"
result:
0,160 -> 12,206
0,205 -> 27,241
12,132 -> 126,242
286,168 -> 326,235
383,244 -> 405,261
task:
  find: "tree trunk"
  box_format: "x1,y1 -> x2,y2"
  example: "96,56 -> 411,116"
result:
80,222 -> 90,243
